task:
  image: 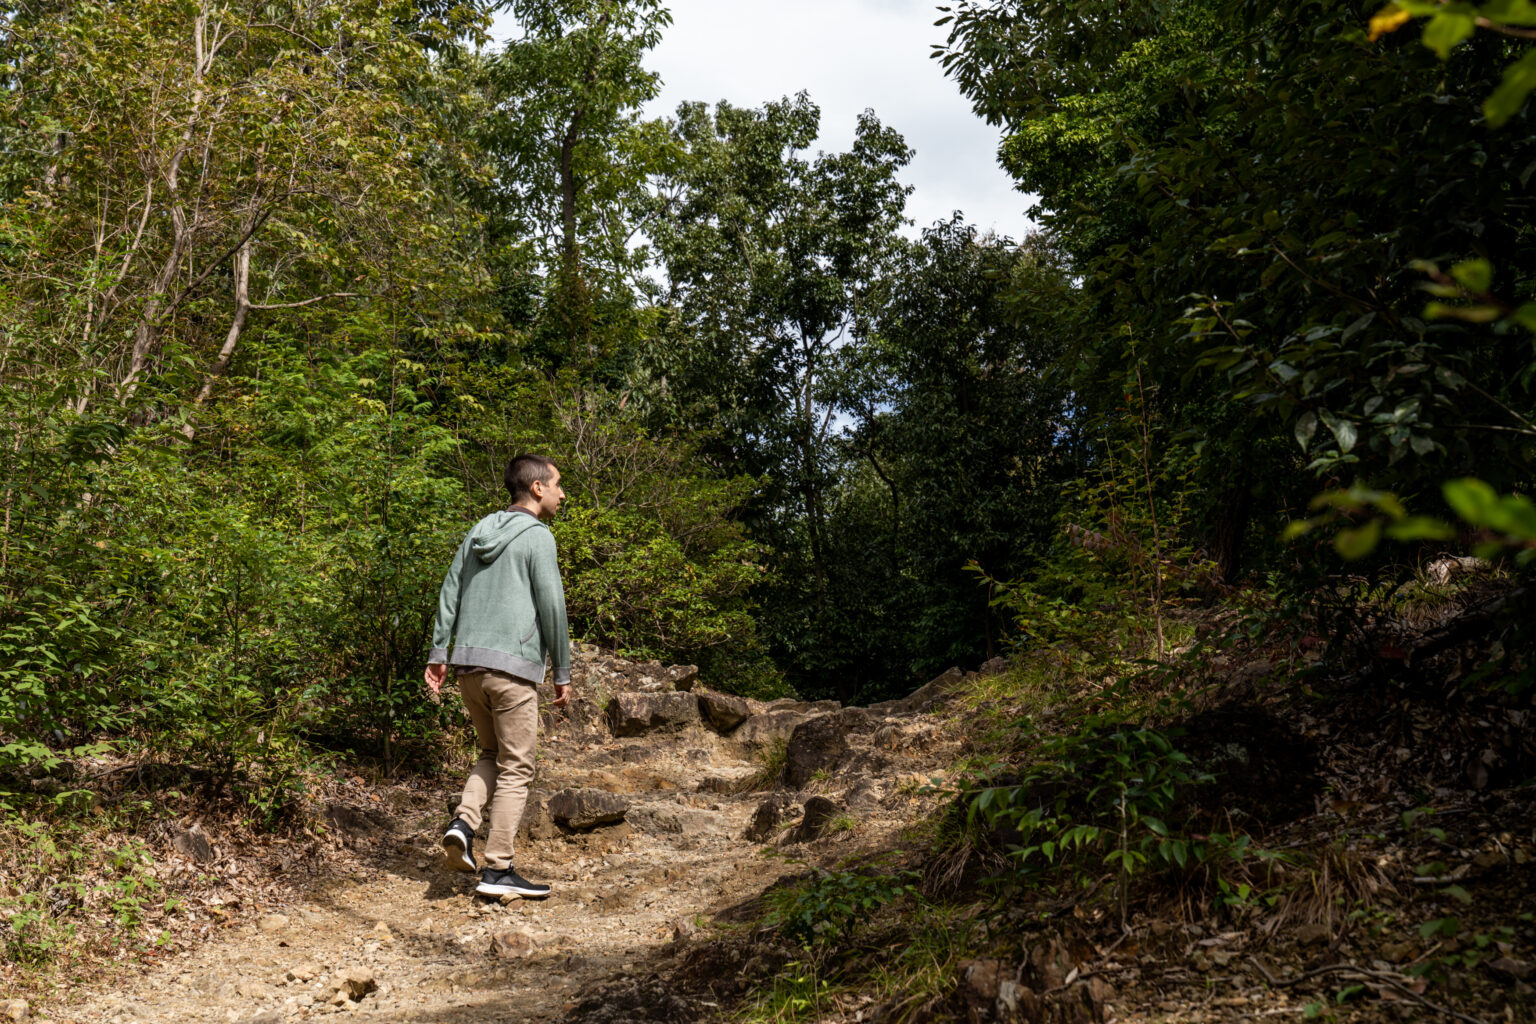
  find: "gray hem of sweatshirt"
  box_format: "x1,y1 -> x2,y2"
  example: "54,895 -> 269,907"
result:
430,645 -> 571,687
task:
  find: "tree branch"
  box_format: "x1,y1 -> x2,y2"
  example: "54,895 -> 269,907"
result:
248,292 -> 358,310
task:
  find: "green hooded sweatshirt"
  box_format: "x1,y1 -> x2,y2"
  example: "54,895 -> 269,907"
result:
427,508 -> 571,686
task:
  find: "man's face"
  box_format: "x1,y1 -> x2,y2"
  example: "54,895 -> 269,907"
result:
531,468 -> 565,519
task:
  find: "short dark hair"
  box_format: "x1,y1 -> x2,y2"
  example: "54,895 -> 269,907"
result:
504,454 -> 558,501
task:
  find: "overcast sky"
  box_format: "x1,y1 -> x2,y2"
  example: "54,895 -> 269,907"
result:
489,0 -> 1036,242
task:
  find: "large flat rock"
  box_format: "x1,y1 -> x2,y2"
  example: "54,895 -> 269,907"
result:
605,691 -> 701,737
697,691 -> 754,733
731,710 -> 815,752
547,787 -> 630,829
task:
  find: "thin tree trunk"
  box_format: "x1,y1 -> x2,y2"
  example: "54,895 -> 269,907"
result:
121,4 -> 221,400
188,234 -> 251,413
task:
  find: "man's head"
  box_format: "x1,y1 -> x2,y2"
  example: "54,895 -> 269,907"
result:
504,454 -> 564,519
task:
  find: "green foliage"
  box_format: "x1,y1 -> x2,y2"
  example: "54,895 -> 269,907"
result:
0,828 -> 171,968
476,0 -> 674,375
1285,478 -> 1535,565
937,0 -> 1536,591
763,864 -> 918,950
1371,0 -> 1536,124
957,717 -> 1275,920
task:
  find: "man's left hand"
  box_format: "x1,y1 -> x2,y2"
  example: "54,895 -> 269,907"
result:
551,684 -> 572,709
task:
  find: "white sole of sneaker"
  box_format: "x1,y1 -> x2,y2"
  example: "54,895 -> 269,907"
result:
475,881 -> 551,898
442,830 -> 476,873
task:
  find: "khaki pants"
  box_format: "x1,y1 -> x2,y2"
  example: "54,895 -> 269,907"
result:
454,669 -> 538,871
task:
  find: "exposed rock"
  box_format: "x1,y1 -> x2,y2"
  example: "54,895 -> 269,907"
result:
1024,938 -> 1074,991
233,979 -> 274,999
255,913 -> 289,933
237,1012 -> 283,1024
961,959 -> 1037,1023
873,719 -> 939,751
732,711 -> 813,753
745,792 -> 797,843
548,787 -> 630,829
2,999 -> 27,1022
518,790 -> 560,841
1425,554 -> 1489,585
370,920 -> 394,943
490,929 -> 537,959
979,655 -> 1009,676
894,666 -> 966,713
697,691 -> 753,733
672,917 -> 700,943
630,805 -> 685,834
339,966 -> 376,1001
782,715 -> 850,789
697,776 -> 737,795
606,692 -> 700,737
171,826 -> 213,863
844,776 -> 885,809
792,795 -> 840,843
663,664 -> 700,691
833,706 -> 876,732
285,963 -> 320,983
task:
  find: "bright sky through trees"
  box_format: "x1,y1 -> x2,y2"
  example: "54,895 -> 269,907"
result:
490,0 -> 1035,242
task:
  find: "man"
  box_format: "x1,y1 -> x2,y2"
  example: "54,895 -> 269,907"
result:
424,454 -> 571,898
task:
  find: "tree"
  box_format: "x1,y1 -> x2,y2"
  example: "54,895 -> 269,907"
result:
645,94 -> 913,633
475,0 -> 673,374
935,0 -> 1536,580
2,0 -> 487,423
825,222 -> 1075,693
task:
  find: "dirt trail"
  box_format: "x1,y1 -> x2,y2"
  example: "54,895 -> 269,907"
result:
53,726 -> 797,1024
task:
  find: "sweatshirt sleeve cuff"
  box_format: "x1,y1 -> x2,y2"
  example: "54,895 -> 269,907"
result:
552,666 -> 571,687
427,647 -> 449,665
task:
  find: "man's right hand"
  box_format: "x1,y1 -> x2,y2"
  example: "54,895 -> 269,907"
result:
424,663 -> 448,702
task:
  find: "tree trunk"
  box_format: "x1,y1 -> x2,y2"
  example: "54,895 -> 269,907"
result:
1212,480 -> 1252,585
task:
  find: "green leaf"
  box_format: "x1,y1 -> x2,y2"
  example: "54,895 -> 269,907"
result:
1283,518 -> 1318,541
1513,302 -> 1536,333
1480,0 -> 1536,28
1335,519 -> 1383,560
1444,478 -> 1499,525
1422,7 -> 1478,58
1443,884 -> 1473,905
1485,48 -> 1536,127
1294,410 -> 1319,451
1385,516 -> 1455,541
1449,258 -> 1493,294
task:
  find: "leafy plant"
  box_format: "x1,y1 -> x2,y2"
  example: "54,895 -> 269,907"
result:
959,719 -> 1275,923
763,864 -> 918,951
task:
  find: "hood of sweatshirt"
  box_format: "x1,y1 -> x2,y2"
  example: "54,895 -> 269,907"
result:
470,509 -> 546,564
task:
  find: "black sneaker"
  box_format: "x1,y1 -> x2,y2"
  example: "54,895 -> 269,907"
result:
476,867 -> 551,898
442,818 -> 476,873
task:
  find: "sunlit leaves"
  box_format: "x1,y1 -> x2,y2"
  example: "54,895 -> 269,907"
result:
1371,1 -> 1536,125
1422,4 -> 1479,59
1487,48 -> 1536,126
1368,5 -> 1416,41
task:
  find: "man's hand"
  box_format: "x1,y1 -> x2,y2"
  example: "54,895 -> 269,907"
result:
551,684 -> 572,709
424,662 -> 448,703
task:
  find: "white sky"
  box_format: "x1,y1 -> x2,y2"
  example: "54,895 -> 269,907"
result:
489,0 -> 1036,242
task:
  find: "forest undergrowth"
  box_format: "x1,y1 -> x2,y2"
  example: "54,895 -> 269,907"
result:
700,564 -> 1536,1024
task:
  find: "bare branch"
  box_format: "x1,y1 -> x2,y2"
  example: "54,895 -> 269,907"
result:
248,292 -> 359,310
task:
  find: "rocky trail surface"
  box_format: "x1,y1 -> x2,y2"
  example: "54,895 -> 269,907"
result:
39,650 -> 961,1024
